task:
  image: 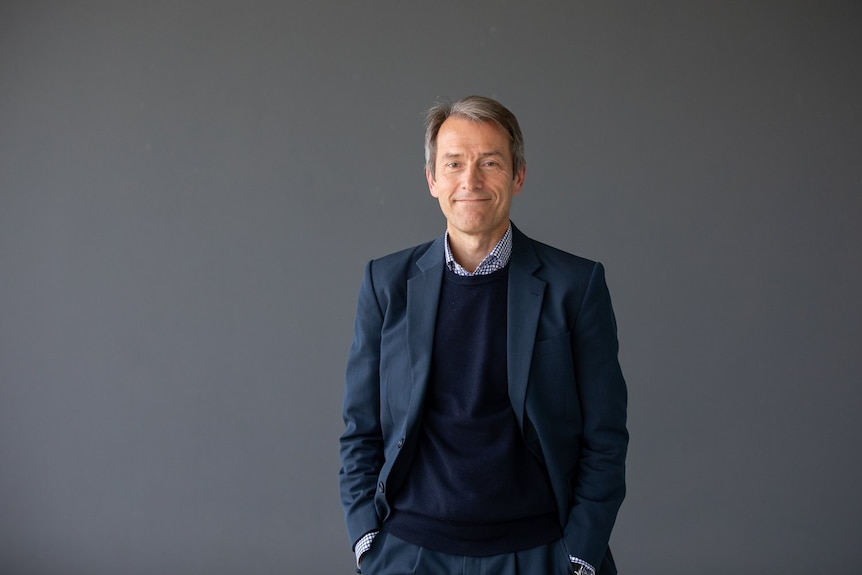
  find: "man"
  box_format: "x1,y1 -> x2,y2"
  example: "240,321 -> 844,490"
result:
339,95 -> 628,575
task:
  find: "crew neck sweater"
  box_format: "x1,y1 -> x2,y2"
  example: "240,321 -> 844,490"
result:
386,266 -> 560,556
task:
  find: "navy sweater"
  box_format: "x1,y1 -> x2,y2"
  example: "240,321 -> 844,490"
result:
387,266 -> 559,556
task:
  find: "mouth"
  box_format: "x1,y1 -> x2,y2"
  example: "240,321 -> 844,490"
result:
454,197 -> 491,203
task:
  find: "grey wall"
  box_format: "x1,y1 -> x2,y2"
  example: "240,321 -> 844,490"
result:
2,2 -> 860,574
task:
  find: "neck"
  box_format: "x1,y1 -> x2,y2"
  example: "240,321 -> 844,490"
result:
447,225 -> 507,273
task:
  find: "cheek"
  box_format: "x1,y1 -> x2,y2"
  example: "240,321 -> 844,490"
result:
434,186 -> 454,202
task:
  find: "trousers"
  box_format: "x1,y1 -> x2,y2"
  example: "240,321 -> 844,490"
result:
359,531 -> 574,575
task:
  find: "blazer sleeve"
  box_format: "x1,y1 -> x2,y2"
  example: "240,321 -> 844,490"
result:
563,262 -> 629,569
339,260 -> 385,547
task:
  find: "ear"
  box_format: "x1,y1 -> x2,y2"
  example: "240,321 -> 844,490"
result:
426,167 -> 440,198
512,164 -> 526,196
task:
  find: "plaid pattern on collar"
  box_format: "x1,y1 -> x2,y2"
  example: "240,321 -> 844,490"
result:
444,223 -> 513,276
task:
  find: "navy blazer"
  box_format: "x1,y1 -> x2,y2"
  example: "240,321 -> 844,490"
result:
339,224 -> 628,573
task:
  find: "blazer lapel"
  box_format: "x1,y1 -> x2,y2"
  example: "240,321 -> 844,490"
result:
404,237 -> 445,432
507,226 -> 546,429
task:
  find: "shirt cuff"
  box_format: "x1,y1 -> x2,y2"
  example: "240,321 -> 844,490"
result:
354,530 -> 379,567
568,555 -> 596,575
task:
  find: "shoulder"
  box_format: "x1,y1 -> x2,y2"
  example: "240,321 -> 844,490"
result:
514,226 -> 599,279
528,236 -> 597,271
372,238 -> 436,266
364,236 -> 442,285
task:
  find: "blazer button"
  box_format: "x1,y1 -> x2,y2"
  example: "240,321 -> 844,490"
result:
397,438 -> 404,448
378,482 -> 385,493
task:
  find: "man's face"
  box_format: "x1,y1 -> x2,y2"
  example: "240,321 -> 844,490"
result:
426,117 -> 525,243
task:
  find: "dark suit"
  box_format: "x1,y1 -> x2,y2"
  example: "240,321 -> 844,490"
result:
339,224 -> 628,573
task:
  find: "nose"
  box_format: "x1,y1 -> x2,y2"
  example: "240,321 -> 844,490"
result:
461,164 -> 483,190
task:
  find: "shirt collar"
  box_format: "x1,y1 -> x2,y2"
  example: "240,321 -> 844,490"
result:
444,223 -> 513,276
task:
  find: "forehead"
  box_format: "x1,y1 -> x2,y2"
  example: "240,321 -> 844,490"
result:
435,117 -> 510,157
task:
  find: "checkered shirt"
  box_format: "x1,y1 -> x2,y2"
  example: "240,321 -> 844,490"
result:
444,223 -> 513,276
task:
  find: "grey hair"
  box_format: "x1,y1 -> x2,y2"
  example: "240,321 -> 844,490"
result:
424,95 -> 525,179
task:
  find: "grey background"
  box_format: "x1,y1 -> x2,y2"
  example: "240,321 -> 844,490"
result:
1,2 -> 860,574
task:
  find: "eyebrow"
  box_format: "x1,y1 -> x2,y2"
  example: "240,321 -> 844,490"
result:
440,151 -> 505,159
